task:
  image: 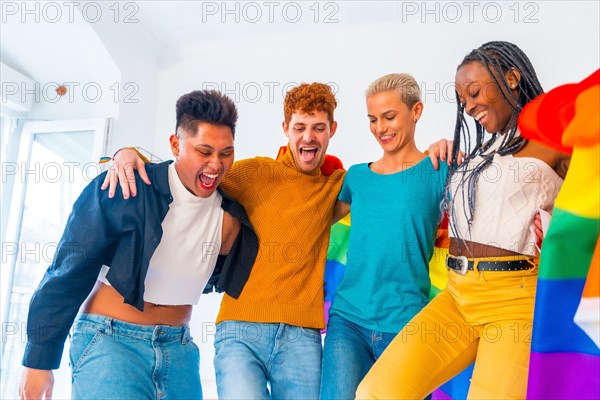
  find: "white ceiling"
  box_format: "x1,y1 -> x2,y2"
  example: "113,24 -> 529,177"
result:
0,10 -> 119,85
0,1 -> 399,90
122,1 -> 403,65
1,1 -> 598,97
130,1 -> 395,48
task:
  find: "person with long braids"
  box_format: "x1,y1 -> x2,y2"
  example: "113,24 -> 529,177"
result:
356,41 -> 569,399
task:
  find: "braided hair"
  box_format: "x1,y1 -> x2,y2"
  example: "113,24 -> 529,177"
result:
443,41 -> 544,242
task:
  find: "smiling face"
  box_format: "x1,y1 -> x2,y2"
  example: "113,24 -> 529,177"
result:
455,61 -> 519,134
366,90 -> 422,153
283,110 -> 337,173
170,122 -> 234,198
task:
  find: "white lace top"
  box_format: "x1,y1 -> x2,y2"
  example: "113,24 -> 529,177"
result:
448,143 -> 563,256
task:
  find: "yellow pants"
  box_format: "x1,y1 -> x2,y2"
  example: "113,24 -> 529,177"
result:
356,258 -> 538,400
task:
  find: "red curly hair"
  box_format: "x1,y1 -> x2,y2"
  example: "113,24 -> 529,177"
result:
283,82 -> 337,124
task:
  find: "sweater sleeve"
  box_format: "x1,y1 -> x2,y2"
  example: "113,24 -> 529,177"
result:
220,157 -> 271,204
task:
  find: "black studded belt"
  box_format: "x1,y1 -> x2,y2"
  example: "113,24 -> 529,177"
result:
446,255 -> 535,275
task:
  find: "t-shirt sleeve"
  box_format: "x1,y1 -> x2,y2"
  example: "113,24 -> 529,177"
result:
338,166 -> 353,204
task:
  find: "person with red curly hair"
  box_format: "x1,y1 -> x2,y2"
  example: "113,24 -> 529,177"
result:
105,82 -> 346,399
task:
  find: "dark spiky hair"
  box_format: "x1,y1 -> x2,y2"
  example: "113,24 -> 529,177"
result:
175,90 -> 238,138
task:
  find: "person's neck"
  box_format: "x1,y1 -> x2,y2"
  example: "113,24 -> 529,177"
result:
372,145 -> 425,174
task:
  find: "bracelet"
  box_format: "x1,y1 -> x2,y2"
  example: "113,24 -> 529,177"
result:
98,147 -> 150,164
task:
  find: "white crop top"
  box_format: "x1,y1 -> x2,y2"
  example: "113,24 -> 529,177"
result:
99,163 -> 224,305
448,144 -> 563,256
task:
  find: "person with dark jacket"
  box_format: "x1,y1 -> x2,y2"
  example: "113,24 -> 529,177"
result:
19,90 -> 258,400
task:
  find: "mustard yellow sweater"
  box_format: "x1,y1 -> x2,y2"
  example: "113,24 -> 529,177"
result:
216,148 -> 345,329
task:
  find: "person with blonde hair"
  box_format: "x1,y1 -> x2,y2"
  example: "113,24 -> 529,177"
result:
320,73 -> 449,399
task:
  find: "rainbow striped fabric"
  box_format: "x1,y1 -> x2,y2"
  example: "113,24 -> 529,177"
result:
519,69 -> 600,399
324,214 -> 351,330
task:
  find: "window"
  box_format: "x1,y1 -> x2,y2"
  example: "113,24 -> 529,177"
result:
1,119 -> 108,398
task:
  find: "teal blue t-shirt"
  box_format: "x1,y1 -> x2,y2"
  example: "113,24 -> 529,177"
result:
330,158 -> 449,333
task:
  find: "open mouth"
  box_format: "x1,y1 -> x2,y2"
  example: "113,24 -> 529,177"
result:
299,146 -> 318,163
379,133 -> 396,144
474,110 -> 488,124
199,172 -> 219,189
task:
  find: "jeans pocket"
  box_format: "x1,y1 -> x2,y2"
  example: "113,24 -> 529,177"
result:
69,328 -> 103,374
300,327 -> 322,343
214,321 -> 232,348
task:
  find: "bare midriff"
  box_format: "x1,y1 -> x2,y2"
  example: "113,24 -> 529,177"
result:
450,239 -> 525,258
80,281 -> 192,326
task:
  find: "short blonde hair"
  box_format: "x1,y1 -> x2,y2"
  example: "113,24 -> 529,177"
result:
365,73 -> 421,108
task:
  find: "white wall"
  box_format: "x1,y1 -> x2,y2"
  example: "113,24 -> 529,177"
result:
153,1 -> 600,168
0,1 -> 160,153
0,9 -> 120,120
85,2 -> 160,153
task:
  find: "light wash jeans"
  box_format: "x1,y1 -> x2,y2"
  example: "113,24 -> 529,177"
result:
214,320 -> 322,399
319,314 -> 399,400
69,313 -> 201,399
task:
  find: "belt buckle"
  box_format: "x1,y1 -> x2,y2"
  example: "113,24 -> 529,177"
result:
446,255 -> 469,275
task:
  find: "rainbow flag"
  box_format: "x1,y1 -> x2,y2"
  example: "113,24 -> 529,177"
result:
324,214 -> 351,330
519,69 -> 600,399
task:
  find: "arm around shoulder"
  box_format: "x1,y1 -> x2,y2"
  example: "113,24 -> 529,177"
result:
102,147 -> 152,199
332,200 -> 350,224
555,153 -> 571,179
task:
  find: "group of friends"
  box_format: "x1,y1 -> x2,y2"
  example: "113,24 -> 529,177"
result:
19,40 -> 568,400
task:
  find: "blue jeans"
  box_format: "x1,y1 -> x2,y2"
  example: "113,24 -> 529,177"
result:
320,314 -> 399,400
69,313 -> 201,399
214,320 -> 322,399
